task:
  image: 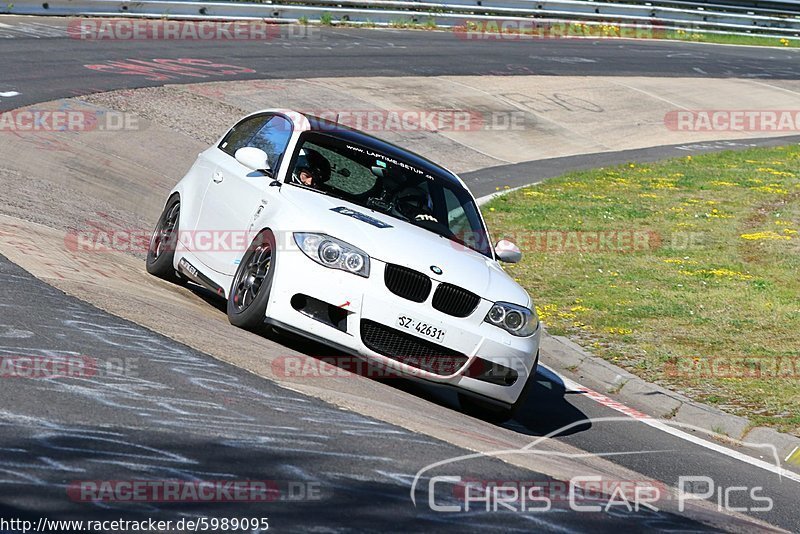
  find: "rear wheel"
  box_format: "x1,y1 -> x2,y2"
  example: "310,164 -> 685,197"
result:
146,195 -> 181,281
227,230 -> 276,332
459,350 -> 539,424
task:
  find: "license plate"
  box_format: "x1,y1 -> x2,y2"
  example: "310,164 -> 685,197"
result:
396,315 -> 446,343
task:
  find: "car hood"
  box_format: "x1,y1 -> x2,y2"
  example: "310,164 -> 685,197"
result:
280,186 -> 530,306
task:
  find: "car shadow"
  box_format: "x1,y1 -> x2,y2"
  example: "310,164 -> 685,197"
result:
182,280 -> 229,313
508,366 -> 592,437
373,363 -> 591,437
180,280 -> 590,437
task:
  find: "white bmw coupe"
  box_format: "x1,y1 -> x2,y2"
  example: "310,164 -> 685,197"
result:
146,110 -> 540,422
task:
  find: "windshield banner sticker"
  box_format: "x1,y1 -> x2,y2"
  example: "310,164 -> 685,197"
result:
331,207 -> 393,229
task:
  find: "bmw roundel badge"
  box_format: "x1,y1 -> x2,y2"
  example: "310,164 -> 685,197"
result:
430,265 -> 443,275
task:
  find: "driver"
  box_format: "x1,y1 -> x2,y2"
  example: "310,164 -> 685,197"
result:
291,148 -> 331,188
395,187 -> 438,223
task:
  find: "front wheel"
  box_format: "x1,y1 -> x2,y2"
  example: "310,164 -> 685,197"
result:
146,195 -> 181,281
227,230 -> 276,332
458,350 -> 539,424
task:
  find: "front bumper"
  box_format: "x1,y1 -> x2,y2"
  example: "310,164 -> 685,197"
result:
266,247 -> 541,405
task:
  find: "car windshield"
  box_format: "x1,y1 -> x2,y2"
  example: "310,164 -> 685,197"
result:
286,131 -> 493,258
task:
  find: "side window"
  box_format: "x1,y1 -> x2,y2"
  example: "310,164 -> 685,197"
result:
249,116 -> 293,170
444,188 -> 471,235
219,115 -> 267,156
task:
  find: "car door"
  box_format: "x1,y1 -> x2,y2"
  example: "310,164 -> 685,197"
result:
193,114 -> 293,275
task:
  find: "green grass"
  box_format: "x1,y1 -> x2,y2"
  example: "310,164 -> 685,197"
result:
666,29 -> 797,48
483,146 -> 800,435
388,18 -> 417,29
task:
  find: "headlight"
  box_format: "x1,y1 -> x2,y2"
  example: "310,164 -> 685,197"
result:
484,302 -> 538,337
294,233 -> 370,277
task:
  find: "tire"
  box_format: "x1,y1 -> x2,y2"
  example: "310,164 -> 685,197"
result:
458,350 -> 540,424
146,195 -> 181,281
227,230 -> 277,332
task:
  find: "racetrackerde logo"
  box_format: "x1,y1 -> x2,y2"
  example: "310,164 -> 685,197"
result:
271,354 -> 483,379
65,227 -> 718,255
302,110 -> 527,132
665,110 -> 800,131
454,20 -> 667,40
0,355 -> 97,379
665,356 -> 800,378
67,19 -> 293,41
67,480 -> 323,502
65,229 -> 263,253
451,230 -> 662,254
0,110 -> 139,132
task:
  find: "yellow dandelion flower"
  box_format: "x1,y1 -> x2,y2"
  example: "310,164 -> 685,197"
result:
605,327 -> 633,335
740,231 -> 791,241
680,268 -> 753,280
751,185 -> 788,195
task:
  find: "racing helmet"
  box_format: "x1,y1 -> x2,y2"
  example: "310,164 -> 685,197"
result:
293,148 -> 331,185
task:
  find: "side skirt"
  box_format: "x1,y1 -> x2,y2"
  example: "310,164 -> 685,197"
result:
177,257 -> 226,298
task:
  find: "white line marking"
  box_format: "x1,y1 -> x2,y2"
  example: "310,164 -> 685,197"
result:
750,80 -> 800,97
608,80 -> 692,111
548,367 -> 800,484
0,91 -> 20,98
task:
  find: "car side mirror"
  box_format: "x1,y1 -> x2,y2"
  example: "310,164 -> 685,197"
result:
495,239 -> 522,263
235,147 -> 271,175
